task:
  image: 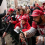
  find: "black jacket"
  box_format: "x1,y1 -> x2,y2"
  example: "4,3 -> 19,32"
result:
0,10 -> 6,29
5,13 -> 16,33
0,10 -> 6,36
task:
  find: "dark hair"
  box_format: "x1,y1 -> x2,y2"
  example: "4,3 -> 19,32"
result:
16,11 -> 20,14
20,9 -> 26,14
35,1 -> 37,3
20,6 -> 22,7
34,7 -> 40,10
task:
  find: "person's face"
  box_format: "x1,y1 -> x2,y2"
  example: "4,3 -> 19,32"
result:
27,7 -> 29,9
33,16 -> 43,25
20,6 -> 22,9
35,4 -> 38,7
30,6 -> 33,9
20,10 -> 24,15
16,12 -> 19,15
27,10 -> 30,14
25,6 -> 27,9
9,11 -> 13,14
21,20 -> 26,25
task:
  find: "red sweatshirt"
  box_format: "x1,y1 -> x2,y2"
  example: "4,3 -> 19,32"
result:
24,14 -> 30,21
14,22 -> 31,45
12,14 -> 30,24
41,6 -> 45,12
14,22 -> 31,32
12,15 -> 23,24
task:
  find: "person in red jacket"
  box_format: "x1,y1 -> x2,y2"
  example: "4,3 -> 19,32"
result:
10,9 -> 26,24
41,2 -> 45,12
24,9 -> 30,22
34,3 -> 43,11
14,16 -> 31,45
20,10 -> 45,45
18,9 -> 26,22
10,11 -> 20,24
14,16 -> 31,33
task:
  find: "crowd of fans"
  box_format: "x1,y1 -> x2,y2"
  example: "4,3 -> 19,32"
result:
1,2 -> 45,45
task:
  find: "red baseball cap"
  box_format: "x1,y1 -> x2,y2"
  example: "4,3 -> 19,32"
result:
8,8 -> 14,12
31,10 -> 44,17
21,16 -> 27,21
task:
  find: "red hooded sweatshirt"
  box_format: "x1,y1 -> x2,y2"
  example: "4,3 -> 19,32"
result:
14,22 -> 31,32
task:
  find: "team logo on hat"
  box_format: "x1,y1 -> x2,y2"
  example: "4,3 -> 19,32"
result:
32,12 -> 37,14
